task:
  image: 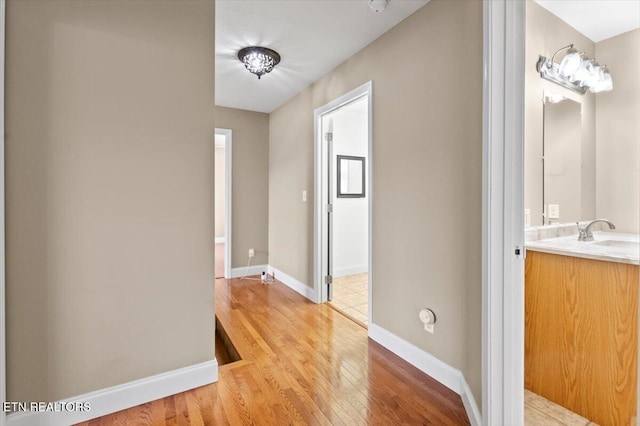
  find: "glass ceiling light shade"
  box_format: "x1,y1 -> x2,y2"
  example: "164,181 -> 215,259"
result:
558,46 -> 581,77
572,57 -> 592,83
238,46 -> 281,79
589,69 -> 613,93
584,60 -> 604,87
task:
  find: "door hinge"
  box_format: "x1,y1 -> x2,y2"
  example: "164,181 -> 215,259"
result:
325,275 -> 333,285
325,132 -> 333,142
325,204 -> 333,213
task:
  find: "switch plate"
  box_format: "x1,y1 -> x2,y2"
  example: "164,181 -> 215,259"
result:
548,204 -> 560,219
248,248 -> 255,258
302,190 -> 307,202
524,209 -> 531,227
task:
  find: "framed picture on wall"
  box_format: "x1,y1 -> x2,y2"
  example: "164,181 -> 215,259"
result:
337,155 -> 365,198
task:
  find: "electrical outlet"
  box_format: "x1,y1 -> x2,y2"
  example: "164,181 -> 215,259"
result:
248,248 -> 255,258
302,190 -> 307,202
419,309 -> 436,334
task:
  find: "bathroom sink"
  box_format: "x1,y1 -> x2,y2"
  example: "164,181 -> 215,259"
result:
591,240 -> 639,250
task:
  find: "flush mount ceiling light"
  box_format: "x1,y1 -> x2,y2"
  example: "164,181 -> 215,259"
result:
537,44 -> 613,94
238,46 -> 281,79
368,0 -> 388,13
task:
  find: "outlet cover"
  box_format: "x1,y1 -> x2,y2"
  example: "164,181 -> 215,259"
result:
248,248 -> 255,258
424,323 -> 434,334
548,204 -> 560,219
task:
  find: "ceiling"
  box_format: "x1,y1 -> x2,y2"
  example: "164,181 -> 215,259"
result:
535,0 -> 640,43
215,0 -> 429,113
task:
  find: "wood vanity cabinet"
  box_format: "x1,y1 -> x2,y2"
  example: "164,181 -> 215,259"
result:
525,250 -> 638,426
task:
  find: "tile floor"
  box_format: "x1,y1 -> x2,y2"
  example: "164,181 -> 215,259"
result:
525,390 -> 597,425
329,273 -> 369,326
215,242 -> 225,278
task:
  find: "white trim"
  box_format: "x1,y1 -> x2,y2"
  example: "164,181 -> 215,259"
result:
267,265 -> 318,303
0,1 -> 6,425
368,323 -> 481,426
366,88 -> 374,327
230,264 -> 267,279
482,0 -> 526,424
214,237 -> 226,244
313,81 -> 373,312
461,378 -> 482,426
214,128 -> 232,279
368,323 -> 461,393
6,359 -> 218,426
332,264 -> 368,277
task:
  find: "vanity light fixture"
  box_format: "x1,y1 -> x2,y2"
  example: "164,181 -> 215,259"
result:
238,46 -> 281,79
537,44 -> 613,94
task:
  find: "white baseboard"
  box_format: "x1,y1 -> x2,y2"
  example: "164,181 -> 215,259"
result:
368,323 -> 481,426
6,359 -> 218,426
230,264 -> 267,278
460,376 -> 482,426
267,265 -> 318,303
215,237 -> 226,244
333,264 -> 368,277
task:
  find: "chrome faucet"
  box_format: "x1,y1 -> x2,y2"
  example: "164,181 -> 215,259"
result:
576,219 -> 616,242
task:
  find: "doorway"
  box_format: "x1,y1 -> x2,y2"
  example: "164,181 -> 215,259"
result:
314,82 -> 372,327
214,128 -> 232,279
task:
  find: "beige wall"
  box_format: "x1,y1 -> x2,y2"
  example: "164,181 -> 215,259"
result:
6,0 -> 215,402
215,147 -> 226,239
214,106 -> 269,267
595,29 -> 640,233
525,1 -> 596,226
268,0 -> 483,402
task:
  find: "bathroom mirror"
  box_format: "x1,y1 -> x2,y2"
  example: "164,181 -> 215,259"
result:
542,94 -> 582,225
337,155 -> 365,198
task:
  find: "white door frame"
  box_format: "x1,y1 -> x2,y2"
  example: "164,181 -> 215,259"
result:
214,128 -> 233,279
0,0 -> 6,424
482,0 -> 526,424
314,81 -> 373,320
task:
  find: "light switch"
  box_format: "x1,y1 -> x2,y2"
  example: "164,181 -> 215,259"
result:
302,190 -> 307,202
548,204 -> 560,219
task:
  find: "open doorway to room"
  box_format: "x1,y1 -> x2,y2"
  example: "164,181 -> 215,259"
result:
315,82 -> 372,327
521,2 -> 640,425
214,128 -> 232,279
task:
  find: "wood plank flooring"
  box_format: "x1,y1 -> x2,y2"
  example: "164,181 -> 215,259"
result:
77,277 -> 470,425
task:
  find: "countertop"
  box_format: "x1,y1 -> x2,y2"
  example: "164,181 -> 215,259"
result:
525,231 -> 640,265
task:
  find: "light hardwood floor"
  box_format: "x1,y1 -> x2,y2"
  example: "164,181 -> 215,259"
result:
77,277 -> 469,425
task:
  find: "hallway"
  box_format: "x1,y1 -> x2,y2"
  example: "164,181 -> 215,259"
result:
79,276 -> 470,425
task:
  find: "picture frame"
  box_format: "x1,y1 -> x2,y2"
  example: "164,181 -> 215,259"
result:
337,155 -> 365,198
